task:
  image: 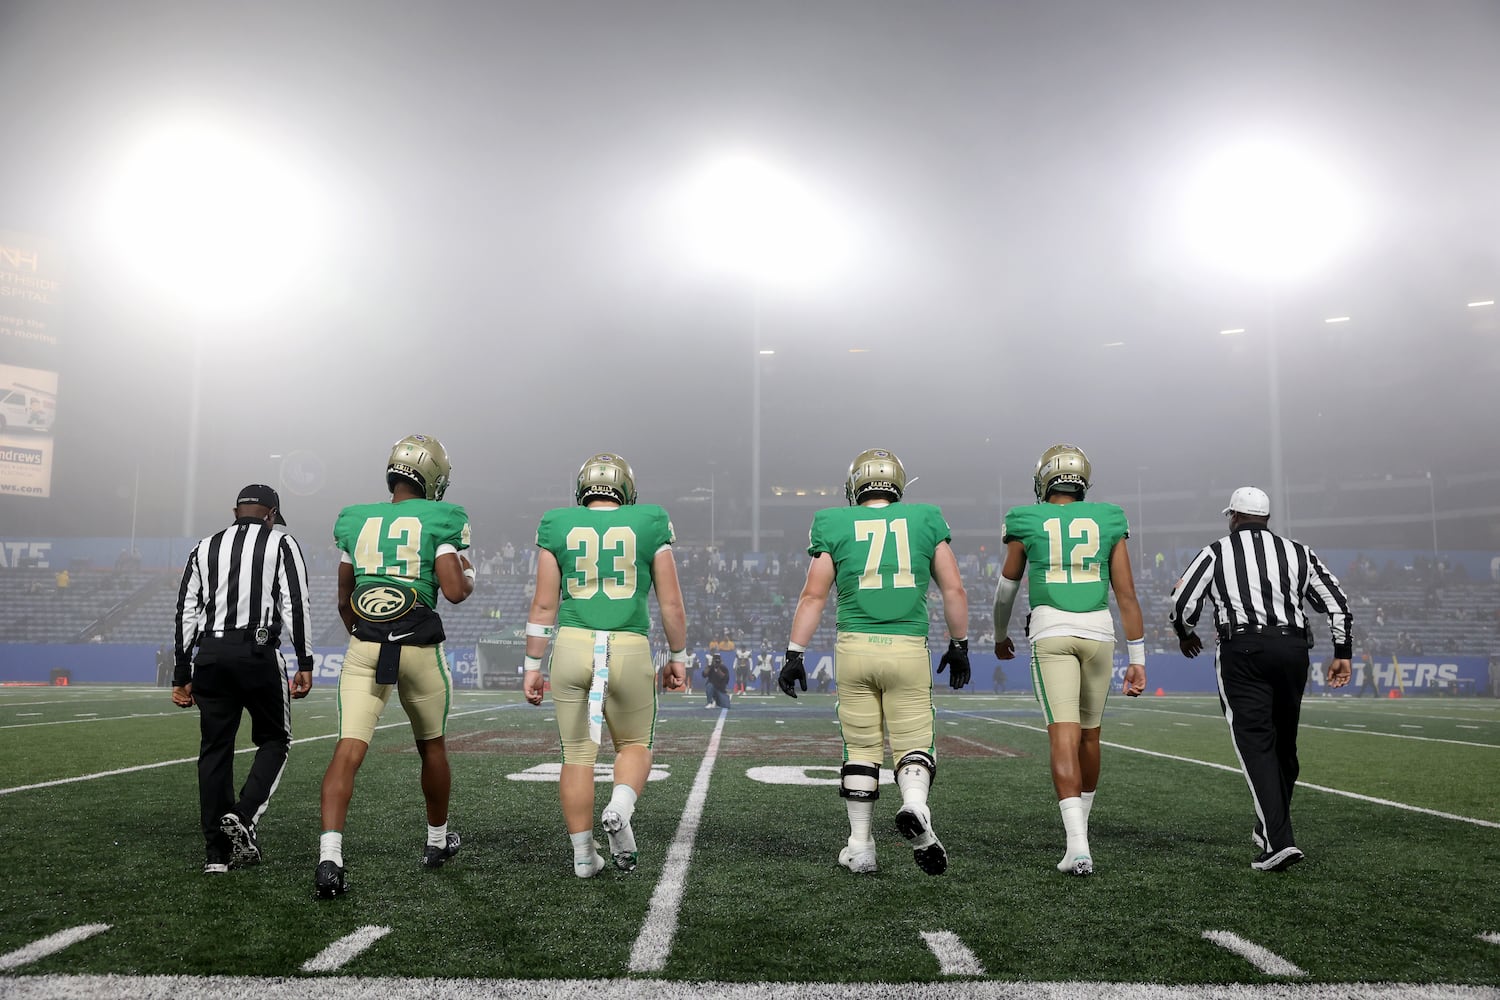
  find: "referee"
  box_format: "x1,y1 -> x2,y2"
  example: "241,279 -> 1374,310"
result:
173,484 -> 315,874
1169,486 -> 1352,872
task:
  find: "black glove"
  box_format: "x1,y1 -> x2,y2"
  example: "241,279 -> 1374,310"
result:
936,638 -> 970,689
778,650 -> 807,698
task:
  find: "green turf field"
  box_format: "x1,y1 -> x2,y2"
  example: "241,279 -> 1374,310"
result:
1,683 -> 1497,997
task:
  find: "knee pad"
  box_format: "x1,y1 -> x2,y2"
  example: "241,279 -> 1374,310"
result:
839,762 -> 881,801
896,749 -> 937,787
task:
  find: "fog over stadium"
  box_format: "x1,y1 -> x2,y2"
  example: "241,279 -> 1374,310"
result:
1,0 -> 1497,555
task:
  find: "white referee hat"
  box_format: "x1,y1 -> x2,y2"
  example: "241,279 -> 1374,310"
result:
1222,486 -> 1270,517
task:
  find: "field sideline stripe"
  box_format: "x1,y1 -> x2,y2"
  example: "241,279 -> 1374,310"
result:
0,703 -> 524,796
1201,930 -> 1306,977
2,976 -> 1497,998
0,711 -> 191,731
628,708 -> 729,973
920,930 -> 986,976
952,711 -> 1500,831
300,926 -> 391,973
0,924 -> 110,971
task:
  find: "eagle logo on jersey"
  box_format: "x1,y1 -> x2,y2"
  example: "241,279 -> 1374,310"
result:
353,582 -> 418,622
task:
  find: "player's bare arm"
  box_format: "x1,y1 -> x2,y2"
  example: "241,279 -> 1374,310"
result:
435,549 -> 473,604
993,539 -> 1027,659
523,549 -> 563,705
932,541 -> 969,639
337,560 -> 356,634
788,553 -> 835,648
1108,539 -> 1147,696
652,547 -> 689,690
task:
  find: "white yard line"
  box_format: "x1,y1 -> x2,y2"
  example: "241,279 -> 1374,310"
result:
1298,723 -> 1499,749
0,703 -> 520,796
951,711 -> 1500,830
1479,932 -> 1500,945
0,712 -> 189,731
1201,930 -> 1306,977
300,926 -> 392,973
628,708 -> 729,974
0,924 -> 110,971
920,931 -> 986,976
2,976 -> 1495,999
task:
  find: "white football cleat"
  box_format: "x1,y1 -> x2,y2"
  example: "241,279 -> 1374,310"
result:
601,808 -> 638,872
574,851 -> 607,878
1057,852 -> 1093,876
838,843 -> 878,874
896,803 -> 948,876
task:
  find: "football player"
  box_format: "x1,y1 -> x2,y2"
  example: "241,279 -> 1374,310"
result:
993,444 -> 1147,876
779,449 -> 970,876
314,434 -> 474,899
523,454 -> 689,876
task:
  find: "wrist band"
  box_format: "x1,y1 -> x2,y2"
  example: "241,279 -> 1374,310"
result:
1127,639 -> 1146,663
524,655 -> 543,672
669,649 -> 689,664
463,567 -> 476,581
787,641 -> 807,653
525,622 -> 555,638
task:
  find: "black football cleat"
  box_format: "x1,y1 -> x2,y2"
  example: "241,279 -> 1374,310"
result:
314,860 -> 347,898
422,832 -> 461,869
220,813 -> 261,867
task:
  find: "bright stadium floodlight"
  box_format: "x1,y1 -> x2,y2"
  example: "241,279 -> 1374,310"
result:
667,149 -> 854,552
1176,137 -> 1361,282
97,114 -> 329,313
670,150 -> 853,291
96,113 -> 332,535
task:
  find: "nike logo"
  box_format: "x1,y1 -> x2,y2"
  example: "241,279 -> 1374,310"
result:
388,630 -> 416,642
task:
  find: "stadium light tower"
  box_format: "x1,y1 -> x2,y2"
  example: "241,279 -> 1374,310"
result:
97,114 -> 329,537
670,150 -> 851,554
1175,137 -> 1362,524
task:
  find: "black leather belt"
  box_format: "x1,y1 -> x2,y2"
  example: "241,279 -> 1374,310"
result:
1219,624 -> 1306,641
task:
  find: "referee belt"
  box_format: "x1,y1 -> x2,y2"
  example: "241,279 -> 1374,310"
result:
1217,623 -> 1306,641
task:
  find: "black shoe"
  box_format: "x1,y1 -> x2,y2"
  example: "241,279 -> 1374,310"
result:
220,812 -> 261,867
315,860 -> 347,898
422,832 -> 461,869
1251,846 -> 1305,872
204,846 -> 230,876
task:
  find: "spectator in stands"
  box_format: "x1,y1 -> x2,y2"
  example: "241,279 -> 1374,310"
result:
54,568 -> 69,591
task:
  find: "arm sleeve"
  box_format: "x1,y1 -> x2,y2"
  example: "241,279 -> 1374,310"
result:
173,545 -> 204,684
1305,549 -> 1353,659
278,534 -> 316,670
1168,545 -> 1217,639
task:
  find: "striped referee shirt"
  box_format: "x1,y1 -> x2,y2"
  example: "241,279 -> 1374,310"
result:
174,517 -> 315,681
1168,523 -> 1353,659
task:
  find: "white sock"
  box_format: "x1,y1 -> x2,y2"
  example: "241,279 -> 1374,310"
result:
1059,797 -> 1089,860
605,784 -> 638,826
319,831 -> 343,867
896,760 -> 932,810
427,822 -> 448,848
1080,790 -> 1096,830
845,799 -> 874,848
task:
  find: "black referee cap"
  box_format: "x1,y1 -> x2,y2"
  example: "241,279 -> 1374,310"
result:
236,484 -> 287,525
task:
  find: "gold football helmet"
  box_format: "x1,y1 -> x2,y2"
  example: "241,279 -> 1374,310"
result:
576,453 -> 637,505
387,434 -> 452,501
1033,443 -> 1091,501
845,448 -> 907,505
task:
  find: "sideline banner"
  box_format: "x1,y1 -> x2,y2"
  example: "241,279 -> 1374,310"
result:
0,231 -> 62,498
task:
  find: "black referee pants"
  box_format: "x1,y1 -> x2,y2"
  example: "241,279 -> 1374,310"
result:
1214,631 -> 1310,853
192,643 -> 292,849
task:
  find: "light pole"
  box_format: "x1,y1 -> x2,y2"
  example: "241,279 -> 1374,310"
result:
97,115 -> 329,538
1176,137 -> 1360,529
1427,471 -> 1438,556
668,150 -> 851,557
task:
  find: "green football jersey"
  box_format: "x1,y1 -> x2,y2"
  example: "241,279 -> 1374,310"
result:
333,499 -> 472,608
536,503 -> 675,635
1003,501 -> 1128,613
808,502 -> 952,636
